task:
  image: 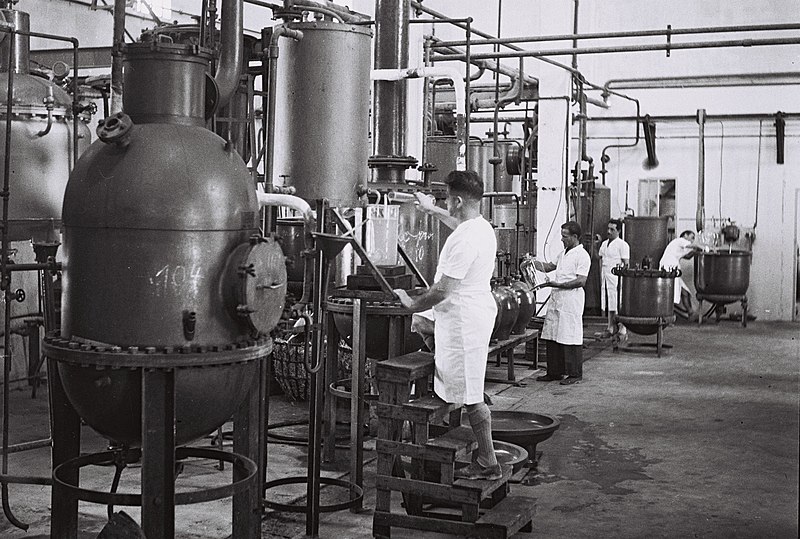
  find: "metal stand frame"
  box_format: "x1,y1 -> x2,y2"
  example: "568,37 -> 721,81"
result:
697,294 -> 748,328
45,339 -> 269,538
615,315 -> 675,357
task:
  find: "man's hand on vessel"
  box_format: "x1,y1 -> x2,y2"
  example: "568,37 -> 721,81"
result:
394,288 -> 413,309
414,192 -> 436,214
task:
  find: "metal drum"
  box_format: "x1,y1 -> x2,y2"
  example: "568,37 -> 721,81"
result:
52,42 -> 286,446
273,21 -> 372,205
694,250 -> 751,298
0,9 -> 91,242
624,216 -> 670,268
614,267 -> 678,335
275,217 -> 306,284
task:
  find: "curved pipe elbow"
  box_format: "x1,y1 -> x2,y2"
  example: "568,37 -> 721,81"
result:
371,67 -> 466,117
256,192 -> 316,224
214,0 -> 244,109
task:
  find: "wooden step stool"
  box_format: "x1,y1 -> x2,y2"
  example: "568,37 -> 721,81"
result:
373,351 -> 536,538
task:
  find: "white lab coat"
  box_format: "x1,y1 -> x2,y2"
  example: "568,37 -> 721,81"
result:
598,237 -> 630,311
659,237 -> 692,304
432,217 -> 497,405
541,245 -> 591,345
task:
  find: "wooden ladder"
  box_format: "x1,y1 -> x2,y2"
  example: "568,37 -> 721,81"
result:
373,351 -> 536,539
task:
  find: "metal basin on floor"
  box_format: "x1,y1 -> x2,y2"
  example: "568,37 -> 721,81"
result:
492,410 -> 560,466
493,440 -> 529,474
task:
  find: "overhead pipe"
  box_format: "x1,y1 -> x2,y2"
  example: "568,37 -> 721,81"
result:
431,36 -> 800,62
409,1 -> 539,85
214,0 -> 245,109
287,0 -> 368,22
605,72 -> 800,92
599,94 -> 641,185
697,108 -> 706,233
109,0 -> 125,114
372,66 -> 467,169
432,22 -> 800,48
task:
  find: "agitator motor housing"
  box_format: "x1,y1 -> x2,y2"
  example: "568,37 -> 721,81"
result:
44,41 -> 286,447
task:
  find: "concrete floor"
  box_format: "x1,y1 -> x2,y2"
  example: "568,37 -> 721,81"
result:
0,320 -> 798,538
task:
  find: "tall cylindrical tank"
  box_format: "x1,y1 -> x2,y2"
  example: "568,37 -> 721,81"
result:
694,250 -> 751,298
55,42 -> 286,446
0,8 -> 91,242
273,21 -> 372,206
625,216 -> 670,268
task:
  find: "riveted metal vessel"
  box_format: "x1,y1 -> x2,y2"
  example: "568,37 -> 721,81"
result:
0,9 -> 91,241
55,42 -> 286,446
614,267 -> 678,335
273,21 -> 372,205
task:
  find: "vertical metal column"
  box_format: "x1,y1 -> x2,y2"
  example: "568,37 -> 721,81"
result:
48,357 -> 80,539
233,361 -> 262,538
349,299 -> 366,512
141,369 -> 176,538
323,315 -> 340,462
372,0 -> 413,184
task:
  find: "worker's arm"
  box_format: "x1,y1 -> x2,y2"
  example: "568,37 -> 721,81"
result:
394,275 -> 460,312
531,259 -> 557,273
620,257 -> 629,267
415,192 -> 459,230
543,274 -> 588,289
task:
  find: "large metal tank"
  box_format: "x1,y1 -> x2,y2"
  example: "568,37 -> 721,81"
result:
614,267 -> 677,335
426,136 -> 516,194
273,21 -> 372,206
54,42 -> 286,446
694,250 -> 751,297
0,9 -> 90,241
624,215 -> 670,267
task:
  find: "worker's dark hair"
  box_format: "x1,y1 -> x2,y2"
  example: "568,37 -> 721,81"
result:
445,170 -> 484,201
561,220 -> 582,238
608,218 -> 623,232
679,230 -> 695,239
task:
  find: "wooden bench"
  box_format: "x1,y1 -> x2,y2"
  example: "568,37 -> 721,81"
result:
487,328 -> 540,383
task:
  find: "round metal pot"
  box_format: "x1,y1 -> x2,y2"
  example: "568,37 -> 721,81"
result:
694,250 -> 751,297
509,279 -> 535,335
491,281 -> 519,342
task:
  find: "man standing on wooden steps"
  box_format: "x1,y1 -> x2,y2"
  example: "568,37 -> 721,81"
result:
394,170 -> 502,481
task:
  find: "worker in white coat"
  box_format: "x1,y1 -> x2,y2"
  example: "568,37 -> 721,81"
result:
597,218 -> 630,339
530,221 -> 591,385
394,170 -> 501,481
659,230 -> 699,320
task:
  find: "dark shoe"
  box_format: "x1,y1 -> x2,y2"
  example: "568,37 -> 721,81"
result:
454,462 -> 502,481
559,376 -> 582,385
536,374 -> 566,382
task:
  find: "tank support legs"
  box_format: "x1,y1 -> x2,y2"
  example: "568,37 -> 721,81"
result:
49,358 -> 80,539
141,369 -> 176,537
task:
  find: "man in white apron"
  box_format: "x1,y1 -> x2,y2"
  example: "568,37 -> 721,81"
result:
394,170 -> 500,481
659,230 -> 699,319
530,221 -> 591,385
597,219 -> 630,338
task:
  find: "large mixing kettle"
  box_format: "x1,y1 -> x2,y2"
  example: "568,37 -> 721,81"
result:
694,250 -> 751,297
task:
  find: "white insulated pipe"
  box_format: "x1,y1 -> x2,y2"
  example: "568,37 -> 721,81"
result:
256,190 -> 316,224
371,67 -> 467,170
371,67 -> 466,117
